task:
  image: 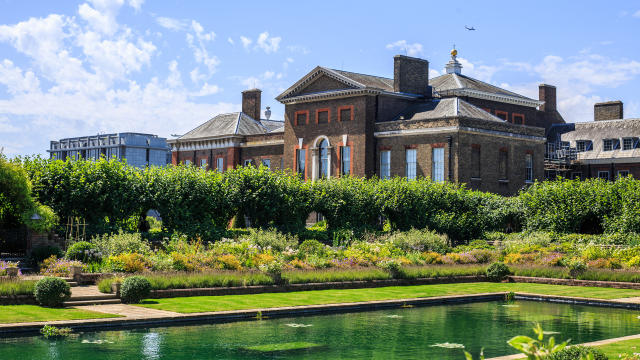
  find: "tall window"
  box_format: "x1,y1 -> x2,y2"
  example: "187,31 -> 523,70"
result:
216,157 -> 224,172
598,171 -> 610,180
296,149 -> 306,178
318,139 -> 329,178
200,159 -> 207,168
295,111 -> 308,126
525,153 -> 533,182
432,147 -> 444,182
499,149 -> 508,180
471,145 -> 481,178
380,151 -> 390,179
405,149 -> 417,180
262,159 -> 271,168
341,146 -> 351,176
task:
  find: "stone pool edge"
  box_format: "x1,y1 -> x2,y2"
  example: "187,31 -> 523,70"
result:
0,292 -> 505,335
2,291 -> 640,336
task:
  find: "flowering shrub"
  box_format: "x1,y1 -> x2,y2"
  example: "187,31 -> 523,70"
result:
216,254 -> 242,271
105,253 -> 150,273
0,261 -> 19,276
587,258 -> 622,270
537,253 -> 565,267
422,252 -> 444,264
40,256 -> 86,276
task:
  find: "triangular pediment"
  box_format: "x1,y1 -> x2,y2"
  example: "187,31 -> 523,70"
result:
276,66 -> 365,101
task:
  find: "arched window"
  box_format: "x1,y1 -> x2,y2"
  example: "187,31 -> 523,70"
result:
318,139 -> 328,179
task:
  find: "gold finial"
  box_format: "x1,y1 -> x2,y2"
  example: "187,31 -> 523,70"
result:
451,49 -> 457,57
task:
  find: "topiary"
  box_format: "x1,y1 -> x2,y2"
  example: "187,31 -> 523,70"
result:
34,277 -> 71,307
65,241 -> 99,262
486,262 -> 511,282
30,245 -> 63,264
547,345 -> 607,360
120,276 -> 151,304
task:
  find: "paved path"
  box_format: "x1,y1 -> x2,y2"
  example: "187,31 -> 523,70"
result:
70,285 -> 104,298
78,304 -> 180,318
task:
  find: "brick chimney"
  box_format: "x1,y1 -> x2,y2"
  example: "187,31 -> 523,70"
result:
242,89 -> 262,120
393,55 -> 430,97
539,84 -> 556,112
594,101 -> 623,121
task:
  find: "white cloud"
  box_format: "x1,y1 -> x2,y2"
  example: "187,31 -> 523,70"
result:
127,0 -> 144,10
0,3 -> 234,157
286,45 -> 309,54
240,76 -> 262,89
0,59 -> 41,94
189,67 -> 204,83
385,40 -> 423,57
256,32 -> 281,53
633,10 -> 640,18
457,57 -> 498,82
185,22 -> 219,76
227,37 -> 234,45
240,36 -> 252,49
262,70 -> 275,79
155,16 -> 188,31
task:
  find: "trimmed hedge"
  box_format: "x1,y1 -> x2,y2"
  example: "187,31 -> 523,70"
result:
120,276 -> 151,304
18,157 -> 640,243
34,277 -> 71,307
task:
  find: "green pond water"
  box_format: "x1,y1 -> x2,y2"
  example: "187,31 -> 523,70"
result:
1,300 -> 639,359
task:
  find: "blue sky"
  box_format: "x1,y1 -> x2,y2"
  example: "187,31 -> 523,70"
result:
1,0 -> 640,156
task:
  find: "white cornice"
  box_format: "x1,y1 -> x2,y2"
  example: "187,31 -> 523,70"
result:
279,88 -> 419,105
438,88 -> 544,108
276,67 -> 366,101
240,139 -> 285,148
374,125 -> 545,142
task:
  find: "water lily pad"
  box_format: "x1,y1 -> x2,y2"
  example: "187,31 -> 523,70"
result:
430,342 -> 465,349
501,305 -> 520,308
284,323 -> 313,328
244,342 -> 322,352
385,315 -> 403,318
81,340 -> 114,344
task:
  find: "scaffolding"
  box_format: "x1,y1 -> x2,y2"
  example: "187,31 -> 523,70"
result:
544,141 -> 578,179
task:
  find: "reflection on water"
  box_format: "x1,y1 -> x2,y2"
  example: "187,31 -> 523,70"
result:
0,300 -> 639,360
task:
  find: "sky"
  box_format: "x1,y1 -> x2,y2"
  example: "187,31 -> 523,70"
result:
1,0 -> 640,156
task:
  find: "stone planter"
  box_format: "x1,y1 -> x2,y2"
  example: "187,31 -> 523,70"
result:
111,282 -> 121,296
70,265 -> 83,279
6,267 -> 19,277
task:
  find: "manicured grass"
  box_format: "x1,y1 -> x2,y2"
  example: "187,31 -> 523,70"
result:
0,305 -> 121,324
136,282 -> 640,313
595,337 -> 640,358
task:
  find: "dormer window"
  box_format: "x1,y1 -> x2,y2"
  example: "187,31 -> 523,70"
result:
623,137 -> 638,151
576,140 -> 592,152
495,110 -> 508,121
603,139 -> 619,151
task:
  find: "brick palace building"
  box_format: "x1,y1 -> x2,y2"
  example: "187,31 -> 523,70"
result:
169,49 -> 566,195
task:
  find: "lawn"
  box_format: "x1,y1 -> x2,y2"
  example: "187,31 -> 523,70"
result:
136,282 -> 640,313
0,305 -> 121,324
596,337 -> 640,358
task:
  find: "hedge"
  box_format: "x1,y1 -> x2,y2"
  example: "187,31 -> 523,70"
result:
14,157 -> 640,242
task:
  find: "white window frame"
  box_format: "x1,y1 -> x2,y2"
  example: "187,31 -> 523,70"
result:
243,159 -> 252,167
380,151 -> 391,180
618,170 -> 630,178
216,157 -> 224,172
405,149 -> 417,180
200,159 -> 207,168
341,146 -> 351,176
296,149 -> 306,177
623,138 -> 635,151
261,158 -> 271,169
432,147 -> 445,182
525,153 -> 533,183
598,171 -> 610,180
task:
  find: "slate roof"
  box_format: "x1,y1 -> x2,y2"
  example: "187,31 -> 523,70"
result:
328,69 -> 395,92
178,112 -> 282,141
394,97 -> 505,122
430,73 -> 535,101
560,118 -> 640,162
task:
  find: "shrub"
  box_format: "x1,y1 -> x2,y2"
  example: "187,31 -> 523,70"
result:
241,228 -> 298,252
91,231 -> 151,257
547,346 -> 607,360
120,276 -> 151,303
217,254 -> 242,271
386,229 -> 450,254
486,262 -> 510,282
377,259 -> 403,278
34,277 -> 71,307
66,241 -> 101,262
105,253 -> 150,273
30,245 -> 63,264
567,259 -> 588,278
298,239 -> 327,257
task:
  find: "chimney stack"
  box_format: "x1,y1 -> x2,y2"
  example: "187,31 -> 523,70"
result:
594,101 -> 623,121
393,55 -> 430,97
242,89 -> 262,120
539,84 -> 556,112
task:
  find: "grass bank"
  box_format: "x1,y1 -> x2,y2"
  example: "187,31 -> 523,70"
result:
0,305 -> 121,324
136,282 -> 640,313
596,337 -> 640,358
